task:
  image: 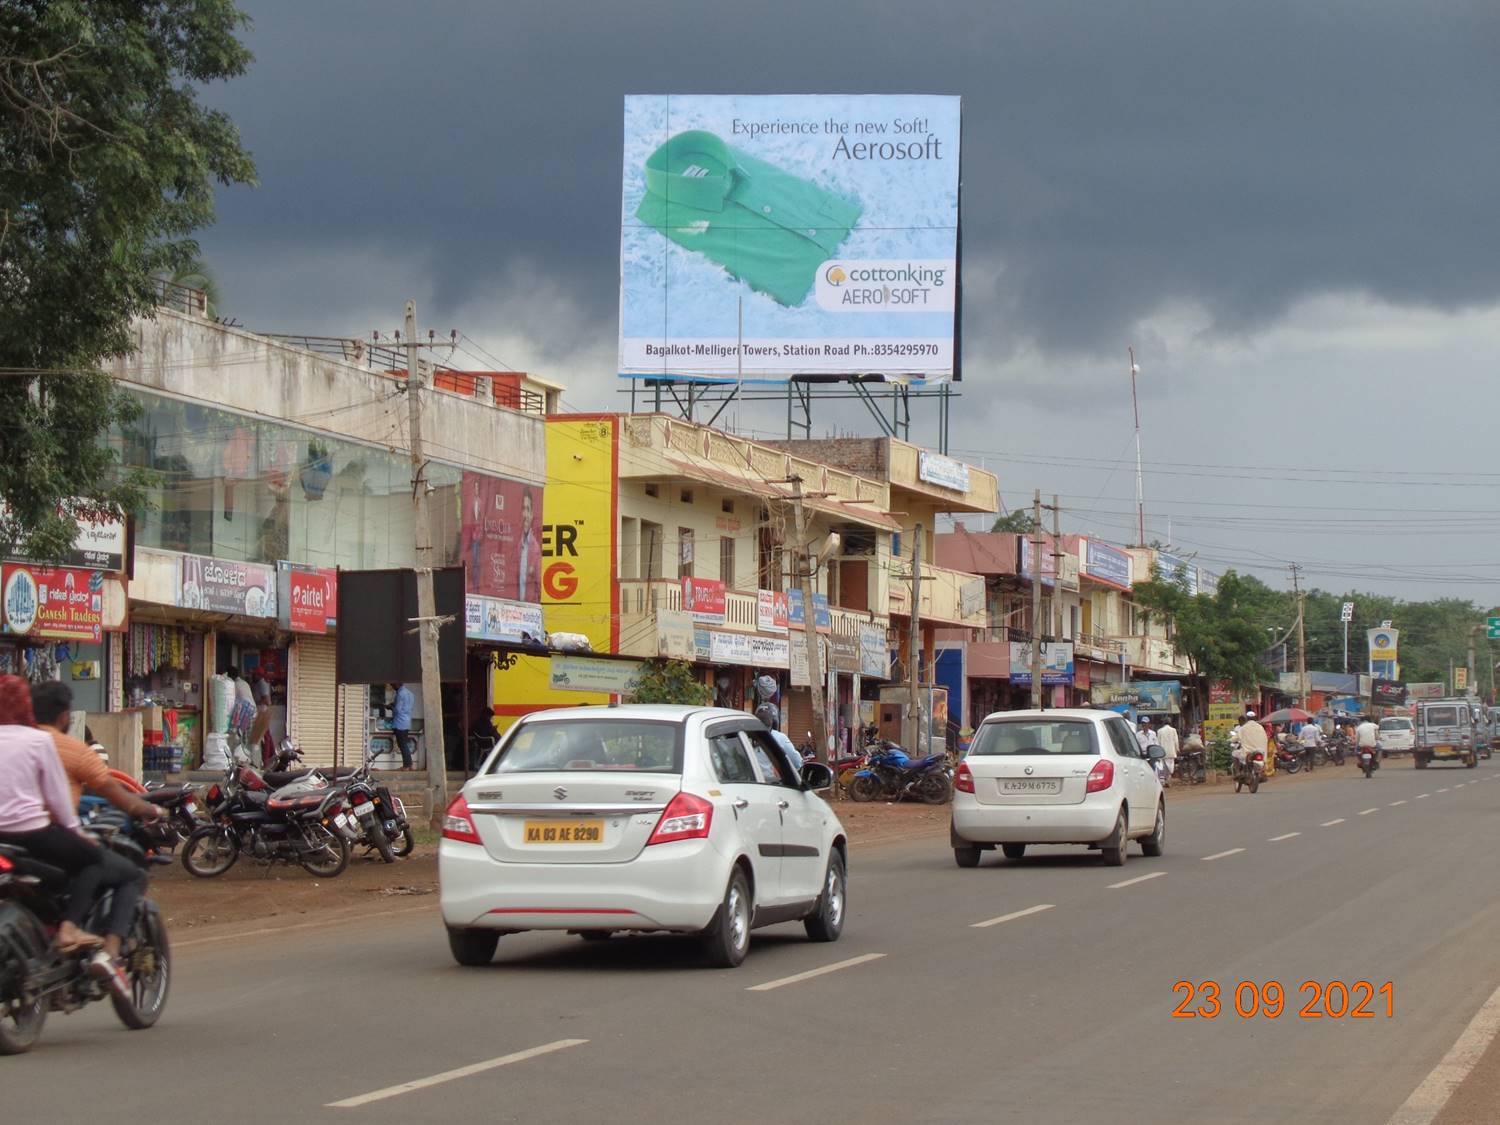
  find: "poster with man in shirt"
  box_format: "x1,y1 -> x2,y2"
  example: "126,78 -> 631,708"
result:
459,472 -> 543,604
620,94 -> 961,382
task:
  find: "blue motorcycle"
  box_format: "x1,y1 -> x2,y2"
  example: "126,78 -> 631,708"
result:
848,742 -> 953,805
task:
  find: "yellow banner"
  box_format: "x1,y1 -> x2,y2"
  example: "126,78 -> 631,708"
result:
492,417 -> 619,731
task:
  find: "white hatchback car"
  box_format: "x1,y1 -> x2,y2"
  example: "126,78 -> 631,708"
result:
440,705 -> 847,968
951,708 -> 1165,868
1377,716 -> 1415,756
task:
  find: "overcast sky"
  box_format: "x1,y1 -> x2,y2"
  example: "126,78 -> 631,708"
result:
198,0 -> 1500,614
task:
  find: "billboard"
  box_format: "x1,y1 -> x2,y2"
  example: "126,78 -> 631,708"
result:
1368,627 -> 1398,680
620,94 -> 961,381
1082,539 -> 1132,590
491,418 -> 620,729
1008,642 -> 1075,686
1091,680 -> 1183,714
459,472 -> 543,604
1,564 -> 110,642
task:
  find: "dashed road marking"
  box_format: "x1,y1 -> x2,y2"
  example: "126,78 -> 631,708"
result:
971,904 -> 1055,928
1322,818 -> 1346,827
1416,794 -> 1431,799
1109,872 -> 1167,890
1438,788 -> 1450,793
1390,800 -> 1408,806
1359,808 -> 1380,816
747,953 -> 887,991
1202,848 -> 1246,861
1268,832 -> 1301,842
327,1039 -> 589,1107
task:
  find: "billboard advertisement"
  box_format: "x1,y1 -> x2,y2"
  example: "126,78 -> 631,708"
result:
1368,627 -> 1398,680
459,472 -> 543,604
1008,641 -> 1075,686
681,576 -> 726,625
1082,539 -> 1131,590
1091,680 -> 1183,714
491,418 -> 620,728
277,563 -> 338,634
620,94 -> 961,381
1,564 -> 109,642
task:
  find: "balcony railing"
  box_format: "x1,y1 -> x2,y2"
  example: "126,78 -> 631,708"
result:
1078,632 -> 1126,655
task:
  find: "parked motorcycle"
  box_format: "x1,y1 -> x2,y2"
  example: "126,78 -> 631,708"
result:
181,754 -> 351,878
1275,742 -> 1305,775
848,742 -> 952,804
1231,750 -> 1265,794
0,816 -> 171,1054
341,758 -> 415,863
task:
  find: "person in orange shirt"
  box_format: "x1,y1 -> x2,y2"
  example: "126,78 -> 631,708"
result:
31,681 -> 162,993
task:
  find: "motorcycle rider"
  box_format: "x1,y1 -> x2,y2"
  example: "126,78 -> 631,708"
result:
1235,710 -> 1268,767
1355,715 -> 1380,769
31,680 -> 163,992
0,674 -> 108,957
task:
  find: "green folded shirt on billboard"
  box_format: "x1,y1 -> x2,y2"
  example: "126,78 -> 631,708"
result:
635,130 -> 863,308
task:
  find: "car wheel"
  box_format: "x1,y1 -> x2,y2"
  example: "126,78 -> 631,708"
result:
701,868 -> 752,968
447,928 -> 499,967
1141,802 -> 1166,857
1415,754 -> 1428,769
1001,843 -> 1026,860
954,844 -> 982,868
578,931 -> 612,942
1100,810 -> 1128,867
803,851 -> 846,943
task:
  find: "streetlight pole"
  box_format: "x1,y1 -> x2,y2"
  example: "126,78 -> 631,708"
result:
1129,347 -> 1144,547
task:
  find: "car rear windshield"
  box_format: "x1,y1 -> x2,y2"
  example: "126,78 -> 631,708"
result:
968,720 -> 1100,756
1423,706 -> 1460,727
1379,718 -> 1411,731
486,719 -> 683,774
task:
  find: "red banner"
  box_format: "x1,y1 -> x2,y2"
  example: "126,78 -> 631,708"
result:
284,567 -> 337,634
459,472 -> 543,603
2,564 -> 105,642
681,576 -> 726,624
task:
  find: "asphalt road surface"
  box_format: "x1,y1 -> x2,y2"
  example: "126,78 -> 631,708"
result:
9,761 -> 1500,1125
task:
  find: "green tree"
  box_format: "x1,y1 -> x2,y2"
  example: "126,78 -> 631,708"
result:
991,510 -> 1038,534
626,660 -> 713,705
1132,568 -> 1282,692
0,1 -> 256,559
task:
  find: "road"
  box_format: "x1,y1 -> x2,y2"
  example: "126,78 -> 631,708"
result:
8,761 -> 1500,1124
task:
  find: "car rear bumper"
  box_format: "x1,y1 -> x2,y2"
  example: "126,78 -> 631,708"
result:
438,838 -> 730,932
951,796 -> 1120,844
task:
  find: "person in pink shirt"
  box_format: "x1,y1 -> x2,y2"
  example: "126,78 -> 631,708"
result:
0,674 -> 107,954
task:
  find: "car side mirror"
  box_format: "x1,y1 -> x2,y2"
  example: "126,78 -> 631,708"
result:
801,762 -> 834,792
1148,745 -> 1166,760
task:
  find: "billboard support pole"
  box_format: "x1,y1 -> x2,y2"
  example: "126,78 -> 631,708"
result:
405,301 -> 449,830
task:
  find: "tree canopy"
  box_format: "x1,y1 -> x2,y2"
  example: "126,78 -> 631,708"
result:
0,0 -> 256,559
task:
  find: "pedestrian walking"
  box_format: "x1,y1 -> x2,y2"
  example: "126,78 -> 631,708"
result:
1157,718 -> 1180,786
389,682 -> 415,770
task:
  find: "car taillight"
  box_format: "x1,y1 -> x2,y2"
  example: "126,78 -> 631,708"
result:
647,792 -> 713,845
954,761 -> 975,794
1086,759 -> 1115,793
0,854 -> 12,872
442,794 -> 482,845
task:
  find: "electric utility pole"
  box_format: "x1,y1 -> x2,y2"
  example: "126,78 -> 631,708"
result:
788,477 -> 829,763
1290,564 -> 1307,710
1051,494 -> 1063,638
1468,624 -> 1478,699
907,523 -> 925,756
1030,490 -> 1044,709
405,300 -> 449,829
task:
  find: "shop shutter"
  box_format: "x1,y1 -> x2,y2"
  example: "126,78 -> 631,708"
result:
784,687 -> 814,747
292,636 -> 338,767
338,681 -> 368,770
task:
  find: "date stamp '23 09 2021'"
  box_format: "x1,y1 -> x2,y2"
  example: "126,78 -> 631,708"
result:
1173,980 -> 1394,1020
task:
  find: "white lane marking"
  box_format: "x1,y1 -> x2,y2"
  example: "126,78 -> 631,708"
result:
1268,832 -> 1301,842
1202,848 -> 1246,861
1387,979 -> 1500,1125
1322,818 -> 1346,827
1390,800 -> 1408,806
1416,794 -> 1431,800
1109,872 -> 1166,890
970,903 -> 1056,928
747,953 -> 887,991
1455,783 -> 1467,789
1359,808 -> 1380,816
1438,788 -> 1450,793
327,1039 -> 588,1108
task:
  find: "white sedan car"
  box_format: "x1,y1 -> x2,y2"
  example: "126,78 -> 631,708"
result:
950,708 -> 1165,868
440,705 -> 848,968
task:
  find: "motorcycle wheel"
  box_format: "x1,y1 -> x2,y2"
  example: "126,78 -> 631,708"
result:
300,824 -> 351,877
1364,760 -> 1374,778
848,775 -> 882,803
917,773 -> 953,805
111,907 -> 170,1031
394,827 -> 416,858
1283,758 -> 1302,775
182,826 -> 240,878
1249,770 -> 1260,794
368,821 -> 395,864
1234,777 -> 1243,793
0,956 -> 46,1054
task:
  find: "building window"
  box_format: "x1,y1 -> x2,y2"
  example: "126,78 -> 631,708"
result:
678,528 -> 694,579
721,498 -> 734,515
644,483 -> 659,498
720,536 -> 735,588
680,488 -> 694,504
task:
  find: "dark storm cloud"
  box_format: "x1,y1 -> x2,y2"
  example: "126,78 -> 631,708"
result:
200,0 -> 1500,351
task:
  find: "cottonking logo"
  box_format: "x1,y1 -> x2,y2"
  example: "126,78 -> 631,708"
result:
3,569 -> 37,635
815,259 -> 956,313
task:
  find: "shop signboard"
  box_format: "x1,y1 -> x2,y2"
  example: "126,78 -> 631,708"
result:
277,562 -> 338,634
549,654 -> 644,695
790,635 -> 810,686
681,576 -> 727,625
749,635 -> 790,668
620,94 -> 963,382
917,451 -> 970,493
787,588 -> 831,631
1007,641 -> 1075,686
757,589 -> 790,633
1368,627 -> 1399,680
1,564 -> 106,641
465,594 -> 545,645
1090,680 -> 1182,714
1082,539 -> 1132,590
458,472 -> 544,604
1155,552 -> 1198,595
858,622 -> 888,678
656,609 -> 696,659
1371,679 -> 1408,706
178,554 -> 278,618
0,501 -> 127,572
709,631 -> 754,666
831,632 -> 860,674
1407,681 -> 1445,700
